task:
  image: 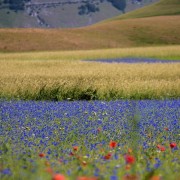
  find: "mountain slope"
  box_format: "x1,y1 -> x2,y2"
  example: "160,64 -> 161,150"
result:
0,0 -> 158,28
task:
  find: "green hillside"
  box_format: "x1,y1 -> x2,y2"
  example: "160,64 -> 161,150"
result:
111,0 -> 180,20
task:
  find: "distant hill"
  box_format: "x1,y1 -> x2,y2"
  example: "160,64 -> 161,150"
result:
0,0 -> 158,28
0,0 -> 179,52
109,0 -> 180,20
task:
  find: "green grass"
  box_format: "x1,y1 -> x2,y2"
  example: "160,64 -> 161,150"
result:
0,9 -> 14,27
0,9 -> 37,28
1,46 -> 180,61
109,0 -> 180,21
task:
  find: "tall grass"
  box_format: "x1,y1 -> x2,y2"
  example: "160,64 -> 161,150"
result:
0,47 -> 180,100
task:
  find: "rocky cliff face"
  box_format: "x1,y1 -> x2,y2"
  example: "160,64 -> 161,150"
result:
0,0 -> 159,28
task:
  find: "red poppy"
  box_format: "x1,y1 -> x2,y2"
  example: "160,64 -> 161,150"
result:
170,142 -> 177,149
157,145 -> 166,152
109,141 -> 117,148
125,154 -> 135,164
150,176 -> 161,180
104,152 -> 112,160
164,127 -> 169,131
69,152 -> 75,156
39,153 -> 45,158
52,174 -> 66,180
73,146 -> 78,151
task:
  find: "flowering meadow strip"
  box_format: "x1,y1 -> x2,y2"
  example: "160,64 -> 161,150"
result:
0,100 -> 180,179
83,58 -> 180,63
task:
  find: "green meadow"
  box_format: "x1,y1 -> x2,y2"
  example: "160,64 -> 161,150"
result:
109,0 -> 180,20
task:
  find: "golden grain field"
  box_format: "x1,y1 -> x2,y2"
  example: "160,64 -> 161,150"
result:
0,46 -> 180,99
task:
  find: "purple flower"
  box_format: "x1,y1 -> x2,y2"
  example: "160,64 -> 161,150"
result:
1,168 -> 12,175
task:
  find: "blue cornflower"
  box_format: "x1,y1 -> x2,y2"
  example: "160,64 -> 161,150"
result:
154,158 -> 161,169
94,168 -> 99,176
110,175 -> 118,180
1,168 -> 12,175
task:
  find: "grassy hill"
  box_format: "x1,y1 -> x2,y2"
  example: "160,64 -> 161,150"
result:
110,0 -> 180,20
0,0 -> 179,52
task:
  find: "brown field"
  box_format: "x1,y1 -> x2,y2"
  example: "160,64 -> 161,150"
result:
0,15 -> 180,52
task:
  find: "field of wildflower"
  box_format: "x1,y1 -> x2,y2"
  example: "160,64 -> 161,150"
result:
0,46 -> 180,180
0,100 -> 180,180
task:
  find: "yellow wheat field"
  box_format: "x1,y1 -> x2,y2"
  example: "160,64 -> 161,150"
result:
0,46 -> 180,98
